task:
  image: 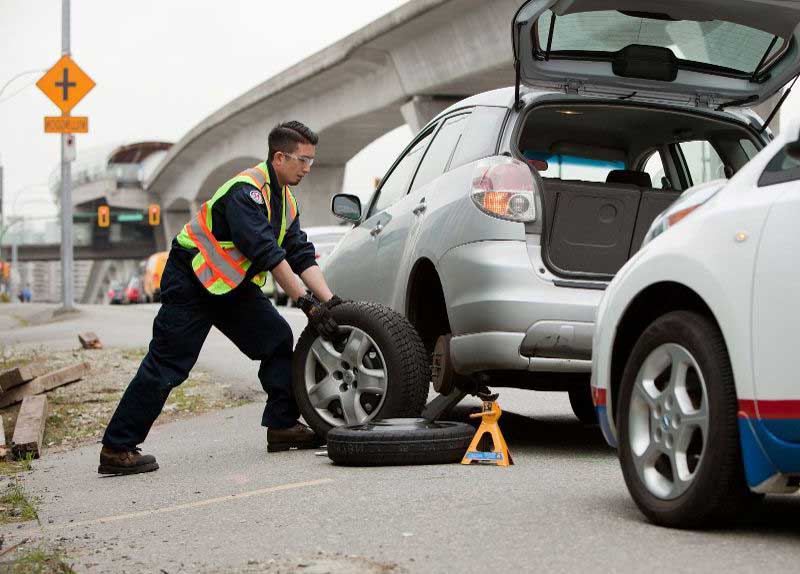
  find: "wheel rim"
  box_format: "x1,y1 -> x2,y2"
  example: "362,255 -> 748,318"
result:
628,343 -> 710,500
304,326 -> 389,427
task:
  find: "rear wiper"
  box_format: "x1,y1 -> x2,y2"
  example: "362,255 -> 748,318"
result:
758,73 -> 800,134
716,95 -> 759,111
750,35 -> 780,83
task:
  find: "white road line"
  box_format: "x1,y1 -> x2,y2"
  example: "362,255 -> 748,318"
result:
49,478 -> 334,530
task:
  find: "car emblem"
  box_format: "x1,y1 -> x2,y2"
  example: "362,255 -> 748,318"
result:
662,413 -> 672,431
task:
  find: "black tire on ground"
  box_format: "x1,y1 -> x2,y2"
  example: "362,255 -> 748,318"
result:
292,301 -> 431,438
617,311 -> 754,529
327,418 -> 474,466
568,380 -> 598,425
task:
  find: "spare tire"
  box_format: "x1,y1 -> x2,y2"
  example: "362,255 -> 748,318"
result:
292,301 -> 430,437
327,418 -> 474,466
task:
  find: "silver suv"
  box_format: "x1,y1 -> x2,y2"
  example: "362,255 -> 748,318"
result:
320,0 -> 798,422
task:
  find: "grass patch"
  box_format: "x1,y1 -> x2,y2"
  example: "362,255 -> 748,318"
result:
120,347 -> 148,362
0,547 -> 76,574
0,481 -> 38,525
0,454 -> 34,477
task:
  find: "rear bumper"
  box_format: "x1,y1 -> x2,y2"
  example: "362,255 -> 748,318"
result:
440,240 -> 602,376
449,331 -> 592,375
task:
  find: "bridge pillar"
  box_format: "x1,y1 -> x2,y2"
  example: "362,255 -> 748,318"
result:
294,164 -> 345,226
160,208 -> 191,250
400,96 -> 463,134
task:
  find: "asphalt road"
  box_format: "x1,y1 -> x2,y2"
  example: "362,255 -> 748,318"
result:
1,303 -> 798,573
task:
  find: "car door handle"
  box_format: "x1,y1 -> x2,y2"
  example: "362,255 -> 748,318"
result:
370,222 -> 384,236
413,201 -> 427,215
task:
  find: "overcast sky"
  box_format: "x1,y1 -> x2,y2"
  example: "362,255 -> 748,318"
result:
0,0 -> 413,219
2,1 -> 799,222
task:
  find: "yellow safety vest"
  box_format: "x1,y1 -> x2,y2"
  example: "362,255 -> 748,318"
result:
176,161 -> 298,295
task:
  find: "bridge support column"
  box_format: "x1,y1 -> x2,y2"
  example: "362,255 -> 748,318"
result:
160,208 -> 191,251
401,96 -> 463,134
294,164 -> 344,226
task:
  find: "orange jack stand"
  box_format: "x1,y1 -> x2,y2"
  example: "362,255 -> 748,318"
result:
461,397 -> 513,466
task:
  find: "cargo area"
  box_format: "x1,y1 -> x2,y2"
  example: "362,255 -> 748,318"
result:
516,102 -> 761,278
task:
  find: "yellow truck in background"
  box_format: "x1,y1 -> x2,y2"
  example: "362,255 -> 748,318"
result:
143,251 -> 169,303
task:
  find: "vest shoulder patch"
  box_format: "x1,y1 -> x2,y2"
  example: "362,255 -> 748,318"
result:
249,189 -> 264,205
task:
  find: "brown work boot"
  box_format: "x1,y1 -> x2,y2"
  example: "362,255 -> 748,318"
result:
98,446 -> 159,475
267,422 -> 324,452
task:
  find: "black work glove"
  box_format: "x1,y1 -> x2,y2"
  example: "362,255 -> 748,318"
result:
323,294 -> 344,310
297,291 -> 340,340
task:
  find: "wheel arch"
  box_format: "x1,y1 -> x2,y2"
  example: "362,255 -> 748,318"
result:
405,257 -> 452,356
609,281 -> 730,424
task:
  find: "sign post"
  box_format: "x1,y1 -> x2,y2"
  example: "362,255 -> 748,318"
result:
36,0 -> 95,312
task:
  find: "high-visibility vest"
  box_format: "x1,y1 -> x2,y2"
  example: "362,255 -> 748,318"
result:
176,161 -> 298,295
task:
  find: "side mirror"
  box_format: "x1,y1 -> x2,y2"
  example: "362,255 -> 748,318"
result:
786,139 -> 800,161
331,193 -> 362,223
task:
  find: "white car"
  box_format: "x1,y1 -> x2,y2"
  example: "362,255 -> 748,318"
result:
592,114 -> 800,528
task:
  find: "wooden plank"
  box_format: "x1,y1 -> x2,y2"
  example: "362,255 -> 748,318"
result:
0,415 -> 7,460
11,395 -> 48,459
0,362 -> 90,409
78,331 -> 103,349
0,364 -> 48,393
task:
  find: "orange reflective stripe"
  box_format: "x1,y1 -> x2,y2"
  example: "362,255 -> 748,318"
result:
185,212 -> 239,289
197,205 -> 247,277
287,190 -> 297,220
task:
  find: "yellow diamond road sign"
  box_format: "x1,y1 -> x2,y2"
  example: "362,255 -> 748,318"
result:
36,55 -> 95,115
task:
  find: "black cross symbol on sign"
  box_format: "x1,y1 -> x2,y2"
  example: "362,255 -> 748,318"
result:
55,68 -> 76,101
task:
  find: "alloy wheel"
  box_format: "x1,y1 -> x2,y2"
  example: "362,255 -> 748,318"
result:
303,326 -> 389,427
628,343 -> 710,500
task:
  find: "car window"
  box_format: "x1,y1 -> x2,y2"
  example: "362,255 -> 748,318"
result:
523,151 -> 624,182
449,106 -> 507,170
410,114 -> 470,193
642,151 -> 670,189
536,10 -> 784,76
758,143 -> 800,187
740,139 -> 759,160
677,141 -> 727,186
369,128 -> 435,217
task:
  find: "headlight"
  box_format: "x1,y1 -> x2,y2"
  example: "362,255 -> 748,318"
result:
640,180 -> 727,248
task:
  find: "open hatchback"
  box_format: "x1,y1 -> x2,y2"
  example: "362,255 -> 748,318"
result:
512,0 -> 800,108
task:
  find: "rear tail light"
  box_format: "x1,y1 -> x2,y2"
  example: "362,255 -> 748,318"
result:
471,157 -> 537,223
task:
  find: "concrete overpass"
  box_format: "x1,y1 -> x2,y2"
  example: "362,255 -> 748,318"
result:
148,0 -> 522,246
148,0 -> 784,249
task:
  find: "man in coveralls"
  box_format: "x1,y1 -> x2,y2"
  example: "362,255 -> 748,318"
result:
99,121 -> 341,475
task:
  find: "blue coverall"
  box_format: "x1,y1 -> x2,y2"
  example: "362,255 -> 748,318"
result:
103,162 -> 317,449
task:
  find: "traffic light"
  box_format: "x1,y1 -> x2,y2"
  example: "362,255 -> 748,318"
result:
148,204 -> 160,226
97,205 -> 110,228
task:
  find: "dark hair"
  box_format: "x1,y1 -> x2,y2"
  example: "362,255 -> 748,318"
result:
268,121 -> 319,161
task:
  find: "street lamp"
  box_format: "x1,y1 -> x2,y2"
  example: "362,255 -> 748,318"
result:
0,69 -> 47,103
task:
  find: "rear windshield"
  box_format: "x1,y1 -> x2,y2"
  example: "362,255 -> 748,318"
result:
536,10 -> 784,76
523,151 -> 624,182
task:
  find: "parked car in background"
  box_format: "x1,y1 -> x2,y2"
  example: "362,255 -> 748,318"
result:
318,0 -> 798,431
124,276 -> 144,304
143,251 -> 168,303
592,116 -> 800,528
272,225 -> 348,306
108,281 -> 126,305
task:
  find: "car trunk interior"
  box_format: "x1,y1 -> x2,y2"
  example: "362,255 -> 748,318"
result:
516,102 -> 760,278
